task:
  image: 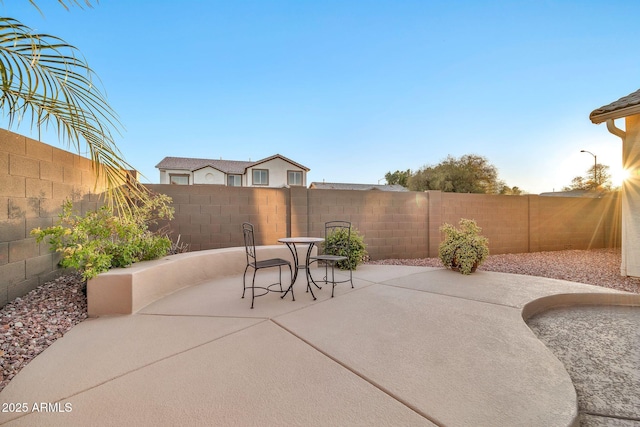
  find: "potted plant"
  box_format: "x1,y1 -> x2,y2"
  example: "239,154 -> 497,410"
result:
438,218 -> 489,274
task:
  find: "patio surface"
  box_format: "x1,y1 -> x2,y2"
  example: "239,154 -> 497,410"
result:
0,265 -> 638,426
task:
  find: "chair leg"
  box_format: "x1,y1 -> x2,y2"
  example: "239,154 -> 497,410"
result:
242,265 -> 249,299
251,269 -> 258,309
349,262 -> 354,288
331,263 -> 336,298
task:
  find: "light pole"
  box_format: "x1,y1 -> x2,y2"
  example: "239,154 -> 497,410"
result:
580,150 -> 597,188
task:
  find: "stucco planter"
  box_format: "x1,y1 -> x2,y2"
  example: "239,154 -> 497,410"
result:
86,245 -> 315,316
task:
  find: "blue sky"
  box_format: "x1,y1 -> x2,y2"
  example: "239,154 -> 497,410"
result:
3,0 -> 640,193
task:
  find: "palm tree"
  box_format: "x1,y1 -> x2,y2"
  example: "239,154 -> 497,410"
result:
0,1 -> 142,208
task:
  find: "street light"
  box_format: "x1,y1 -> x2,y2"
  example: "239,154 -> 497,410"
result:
580,150 -> 597,187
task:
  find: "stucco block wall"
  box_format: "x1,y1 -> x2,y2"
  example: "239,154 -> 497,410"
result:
439,192 -> 619,254
0,130 -> 106,306
535,195 -> 618,251
440,193 -> 530,254
146,185 -> 620,263
146,184 -> 289,250
306,190 -> 429,260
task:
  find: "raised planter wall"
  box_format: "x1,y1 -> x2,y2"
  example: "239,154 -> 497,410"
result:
87,245 -> 312,316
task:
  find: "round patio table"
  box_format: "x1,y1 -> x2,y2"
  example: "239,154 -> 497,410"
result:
278,237 -> 324,300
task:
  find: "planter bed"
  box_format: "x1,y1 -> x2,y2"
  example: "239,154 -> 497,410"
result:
87,245 -> 312,316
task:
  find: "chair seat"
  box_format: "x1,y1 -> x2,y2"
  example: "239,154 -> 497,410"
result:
251,258 -> 291,269
310,254 -> 347,262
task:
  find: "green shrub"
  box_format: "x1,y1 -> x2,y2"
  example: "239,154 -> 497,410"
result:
324,226 -> 368,270
31,193 -> 174,281
438,218 -> 489,275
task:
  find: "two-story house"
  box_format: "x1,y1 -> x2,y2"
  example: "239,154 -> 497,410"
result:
155,154 -> 309,187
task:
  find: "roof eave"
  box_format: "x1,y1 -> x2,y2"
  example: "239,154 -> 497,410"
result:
590,104 -> 640,124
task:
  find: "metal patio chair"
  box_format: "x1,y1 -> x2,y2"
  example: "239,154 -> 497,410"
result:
242,223 -> 293,308
308,221 -> 354,297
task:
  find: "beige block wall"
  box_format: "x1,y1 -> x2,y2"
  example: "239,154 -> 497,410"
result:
306,189 -> 430,260
438,192 -> 620,255
146,186 -> 620,262
440,192 -> 530,255
0,130 -> 105,307
146,184 -> 290,250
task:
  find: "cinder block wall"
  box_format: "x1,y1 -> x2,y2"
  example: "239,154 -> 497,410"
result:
146,184 -> 289,250
440,192 -> 530,254
536,194 -> 620,251
0,130 -> 106,306
146,185 -> 621,261
307,189 -> 430,260
439,192 -> 620,254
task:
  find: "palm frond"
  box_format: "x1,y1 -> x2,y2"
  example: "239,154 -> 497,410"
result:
0,16 -> 142,211
27,0 -> 95,14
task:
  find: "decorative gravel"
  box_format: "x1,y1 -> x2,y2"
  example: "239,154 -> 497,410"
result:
0,273 -> 87,393
0,248 -> 638,395
367,248 -> 640,294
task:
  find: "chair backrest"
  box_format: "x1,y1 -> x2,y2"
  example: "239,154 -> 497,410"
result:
242,222 -> 257,264
324,221 -> 351,259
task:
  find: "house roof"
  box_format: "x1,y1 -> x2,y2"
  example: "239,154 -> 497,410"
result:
590,88 -> 640,124
155,154 -> 309,174
309,182 -> 409,192
539,189 -> 608,198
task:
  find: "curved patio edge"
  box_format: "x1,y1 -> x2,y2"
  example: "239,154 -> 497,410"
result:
87,245 -> 314,316
521,292 -> 640,321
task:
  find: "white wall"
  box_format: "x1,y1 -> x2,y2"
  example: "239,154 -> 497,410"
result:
193,167 -> 225,185
248,157 -> 306,187
158,168 -> 192,184
158,157 -> 306,187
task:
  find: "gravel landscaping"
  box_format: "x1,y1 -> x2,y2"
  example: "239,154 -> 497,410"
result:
0,273 -> 87,393
367,248 -> 640,294
0,248 -> 638,394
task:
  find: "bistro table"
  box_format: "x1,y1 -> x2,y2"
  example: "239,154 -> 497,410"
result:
278,237 -> 324,300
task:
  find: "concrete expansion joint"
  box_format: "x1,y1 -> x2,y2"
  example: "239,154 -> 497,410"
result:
138,312 -> 272,321
380,281 -> 521,310
270,318 -> 444,426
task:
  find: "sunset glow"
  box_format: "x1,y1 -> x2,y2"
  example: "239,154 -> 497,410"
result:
610,166 -> 631,187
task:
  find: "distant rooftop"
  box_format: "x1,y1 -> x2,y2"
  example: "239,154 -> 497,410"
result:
539,189 -> 610,198
590,88 -> 640,124
309,182 -> 409,192
155,154 -> 309,174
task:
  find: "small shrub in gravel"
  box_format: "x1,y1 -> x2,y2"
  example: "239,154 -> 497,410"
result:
438,219 -> 489,274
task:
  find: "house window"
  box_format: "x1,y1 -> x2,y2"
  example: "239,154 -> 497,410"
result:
288,170 -> 303,186
252,169 -> 268,185
227,174 -> 242,187
169,174 -> 189,185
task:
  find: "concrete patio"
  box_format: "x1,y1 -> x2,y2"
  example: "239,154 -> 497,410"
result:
0,264 -> 638,426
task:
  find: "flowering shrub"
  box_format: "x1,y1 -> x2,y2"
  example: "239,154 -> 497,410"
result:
31,193 -> 175,281
438,218 -> 489,275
